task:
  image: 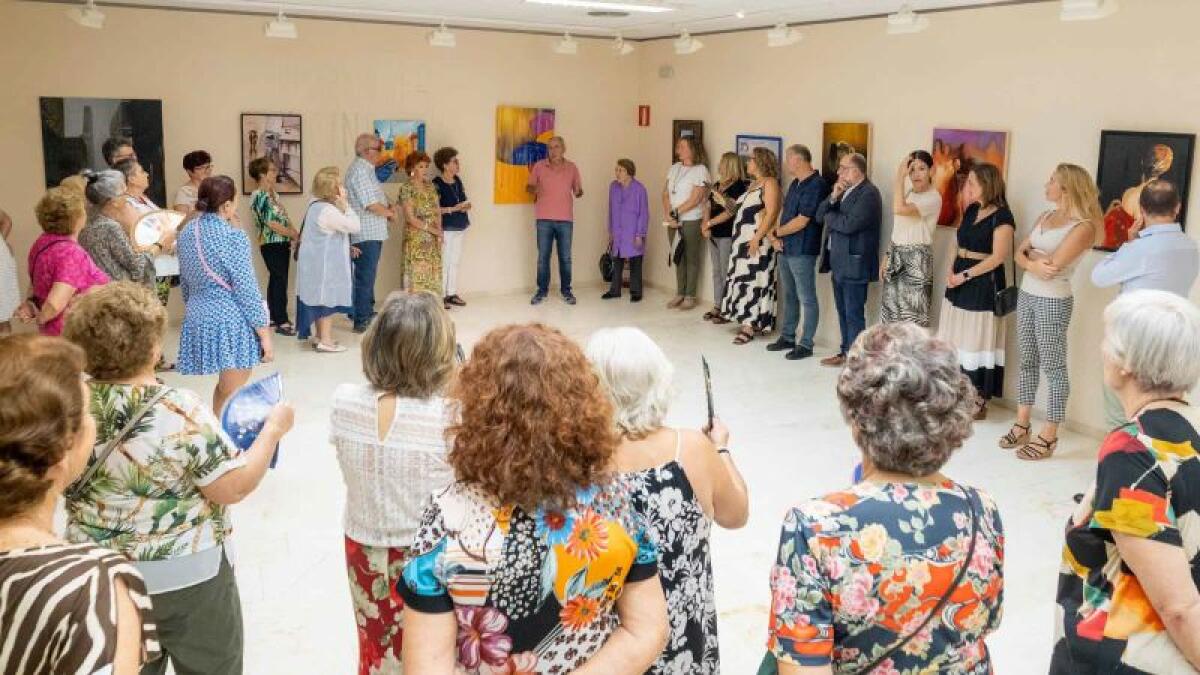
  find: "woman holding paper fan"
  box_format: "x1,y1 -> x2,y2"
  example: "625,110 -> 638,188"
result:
61,281 -> 295,675
176,175 -> 273,414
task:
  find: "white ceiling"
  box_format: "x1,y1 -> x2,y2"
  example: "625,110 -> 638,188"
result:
66,0 -> 1032,39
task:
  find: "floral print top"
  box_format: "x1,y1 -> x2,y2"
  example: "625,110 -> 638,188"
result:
1053,405 -> 1200,674
768,481 -> 1004,674
398,181 -> 440,230
251,189 -> 292,245
65,383 -> 246,561
398,479 -> 659,673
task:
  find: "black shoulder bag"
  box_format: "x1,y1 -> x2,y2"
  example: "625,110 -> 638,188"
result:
991,215 -> 1018,317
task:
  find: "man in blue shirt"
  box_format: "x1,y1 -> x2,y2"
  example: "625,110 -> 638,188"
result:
766,144 -> 829,360
1092,179 -> 1198,427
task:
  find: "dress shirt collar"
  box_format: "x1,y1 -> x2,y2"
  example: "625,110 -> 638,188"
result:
1139,222 -> 1183,238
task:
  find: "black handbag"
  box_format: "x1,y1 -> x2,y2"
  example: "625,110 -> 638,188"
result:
599,251 -> 614,283
756,486 -> 980,675
992,234 -> 1018,317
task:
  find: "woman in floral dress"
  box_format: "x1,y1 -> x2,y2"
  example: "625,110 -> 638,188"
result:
767,323 -> 1005,674
398,151 -> 443,296
399,324 -> 669,673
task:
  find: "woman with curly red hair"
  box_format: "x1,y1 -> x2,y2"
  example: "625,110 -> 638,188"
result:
398,323 -> 668,673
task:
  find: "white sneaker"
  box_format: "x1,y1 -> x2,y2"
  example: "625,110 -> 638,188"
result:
314,342 -> 347,353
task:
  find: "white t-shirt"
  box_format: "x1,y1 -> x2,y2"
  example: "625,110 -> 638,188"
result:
173,184 -> 198,210
667,163 -> 710,221
890,188 -> 942,246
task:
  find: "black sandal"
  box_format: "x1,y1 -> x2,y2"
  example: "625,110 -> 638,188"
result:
702,309 -> 719,321
1017,435 -> 1058,461
274,323 -> 297,337
999,423 -> 1031,449
732,329 -> 754,345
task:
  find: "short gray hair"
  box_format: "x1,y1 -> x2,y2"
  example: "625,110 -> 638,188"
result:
585,327 -> 673,438
83,170 -> 126,207
1103,289 -> 1200,394
837,323 -> 975,476
786,144 -> 812,163
354,133 -> 377,157
846,152 -> 868,174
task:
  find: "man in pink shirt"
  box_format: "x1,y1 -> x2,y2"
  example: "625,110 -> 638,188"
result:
527,136 -> 583,305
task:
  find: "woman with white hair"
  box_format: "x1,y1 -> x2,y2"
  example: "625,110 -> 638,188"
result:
78,169 -> 163,287
586,327 -> 749,674
1052,289 -> 1200,673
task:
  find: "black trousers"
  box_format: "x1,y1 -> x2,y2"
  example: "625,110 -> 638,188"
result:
260,242 -> 291,326
608,255 -> 643,298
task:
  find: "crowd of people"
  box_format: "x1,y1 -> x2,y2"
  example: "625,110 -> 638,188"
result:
1,129 -> 1199,675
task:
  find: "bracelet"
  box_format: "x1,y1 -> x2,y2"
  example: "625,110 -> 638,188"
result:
717,447 -> 730,455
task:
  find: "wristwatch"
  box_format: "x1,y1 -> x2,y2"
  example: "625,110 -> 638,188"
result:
962,270 -> 972,280
717,447 -> 731,456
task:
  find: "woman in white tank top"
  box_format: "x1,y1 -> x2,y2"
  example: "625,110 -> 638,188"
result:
999,164 -> 1100,461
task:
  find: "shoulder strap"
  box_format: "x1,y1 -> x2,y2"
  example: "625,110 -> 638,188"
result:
673,428 -> 683,462
853,485 -> 980,675
192,218 -> 233,291
65,386 -> 172,502
28,239 -> 70,283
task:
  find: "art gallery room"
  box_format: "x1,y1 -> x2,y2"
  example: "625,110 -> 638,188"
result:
4,0 -> 1200,673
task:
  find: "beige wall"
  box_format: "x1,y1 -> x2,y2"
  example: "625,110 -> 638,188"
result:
3,0 -> 1199,433
632,0 -> 1200,435
0,1 -> 640,311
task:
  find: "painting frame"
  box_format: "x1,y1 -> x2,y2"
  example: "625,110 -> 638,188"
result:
1095,129 -> 1195,251
39,96 -> 167,206
931,127 -> 1011,228
240,113 -> 303,195
821,122 -> 871,188
735,134 -> 783,165
494,105 -> 556,205
373,119 -> 426,184
672,120 -> 704,163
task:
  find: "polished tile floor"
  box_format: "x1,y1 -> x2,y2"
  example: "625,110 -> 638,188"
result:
158,286 -> 1096,674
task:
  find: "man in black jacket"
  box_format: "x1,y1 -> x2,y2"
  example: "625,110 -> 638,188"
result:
816,152 -> 881,367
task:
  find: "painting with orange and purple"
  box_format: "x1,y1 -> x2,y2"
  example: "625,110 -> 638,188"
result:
1095,130 -> 1194,251
495,105 -> 555,204
931,128 -> 1009,228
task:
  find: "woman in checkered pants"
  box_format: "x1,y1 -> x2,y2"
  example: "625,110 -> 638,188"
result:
999,164 -> 1101,460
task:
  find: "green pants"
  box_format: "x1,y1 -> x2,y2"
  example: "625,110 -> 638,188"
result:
141,552 -> 244,675
670,219 -> 704,297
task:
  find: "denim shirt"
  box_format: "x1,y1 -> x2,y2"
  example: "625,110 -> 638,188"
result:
779,172 -> 829,257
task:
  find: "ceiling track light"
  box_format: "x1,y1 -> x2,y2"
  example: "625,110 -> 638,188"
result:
612,35 -> 635,56
265,8 -> 298,39
553,32 -> 579,55
428,22 -> 456,48
886,3 -> 929,35
524,0 -> 672,13
1060,0 -> 1118,21
673,30 -> 702,55
68,0 -> 106,29
766,22 -> 801,47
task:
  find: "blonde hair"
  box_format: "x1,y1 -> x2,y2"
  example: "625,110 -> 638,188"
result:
36,187 -> 86,235
63,282 -> 166,380
1054,163 -> 1103,228
361,291 -> 456,398
312,166 -> 342,201
59,175 -> 88,195
717,152 -> 746,183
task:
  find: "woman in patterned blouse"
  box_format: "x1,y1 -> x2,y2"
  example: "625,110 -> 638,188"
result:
399,323 -> 669,673
767,322 -> 1005,674
1052,290 -> 1200,672
249,157 -> 301,336
0,334 -> 159,675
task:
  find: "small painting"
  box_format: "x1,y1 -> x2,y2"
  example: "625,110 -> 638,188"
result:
822,122 -> 871,189
39,97 -> 167,206
1095,130 -> 1195,250
241,113 -> 303,195
735,134 -> 783,166
495,105 -> 555,204
672,120 -> 704,163
373,120 -> 426,183
931,128 -> 1010,228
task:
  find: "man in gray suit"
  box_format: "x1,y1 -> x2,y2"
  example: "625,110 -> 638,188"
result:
816,152 -> 882,367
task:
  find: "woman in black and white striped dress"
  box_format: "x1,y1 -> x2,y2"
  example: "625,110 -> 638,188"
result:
719,147 -> 782,344
0,335 -> 159,675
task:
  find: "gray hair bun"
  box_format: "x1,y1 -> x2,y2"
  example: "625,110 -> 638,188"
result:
83,169 -> 126,206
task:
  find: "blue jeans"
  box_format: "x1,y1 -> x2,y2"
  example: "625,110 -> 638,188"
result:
535,220 -> 573,296
779,255 -> 819,349
351,240 -> 383,327
833,278 -> 868,355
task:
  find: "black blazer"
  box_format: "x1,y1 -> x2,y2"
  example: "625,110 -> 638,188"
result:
817,179 -> 883,283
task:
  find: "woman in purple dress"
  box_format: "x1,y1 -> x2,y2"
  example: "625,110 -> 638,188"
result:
603,158 -> 650,302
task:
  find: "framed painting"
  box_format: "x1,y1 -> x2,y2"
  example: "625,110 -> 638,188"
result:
241,113 -> 303,194
39,97 -> 167,206
495,105 -> 555,204
821,122 -> 870,188
735,134 -> 783,166
373,119 -> 426,183
1095,130 -> 1195,250
931,128 -> 1010,228
672,120 -> 704,163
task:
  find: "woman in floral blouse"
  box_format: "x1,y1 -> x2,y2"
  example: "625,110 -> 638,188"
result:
399,323 -> 669,673
61,282 -> 295,675
397,151 -> 443,296
1052,290 -> 1200,673
767,322 -> 1005,674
